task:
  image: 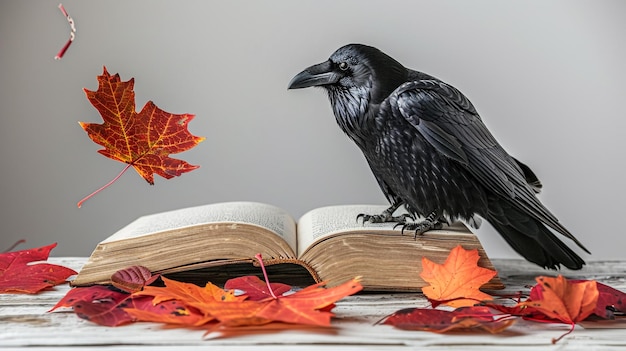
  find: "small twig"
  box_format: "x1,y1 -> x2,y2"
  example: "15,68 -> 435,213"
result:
55,4 -> 76,60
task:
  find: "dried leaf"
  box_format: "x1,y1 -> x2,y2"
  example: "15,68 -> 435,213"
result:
420,245 -> 497,307
0,243 -> 77,294
111,265 -> 159,293
381,306 -> 515,334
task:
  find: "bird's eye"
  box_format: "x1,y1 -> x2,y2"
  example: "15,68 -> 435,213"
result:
338,62 -> 349,71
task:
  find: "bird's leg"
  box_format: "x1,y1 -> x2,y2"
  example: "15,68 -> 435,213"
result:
357,202 -> 413,224
396,211 -> 445,238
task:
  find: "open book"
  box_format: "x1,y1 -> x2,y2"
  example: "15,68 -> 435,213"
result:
72,202 -> 503,291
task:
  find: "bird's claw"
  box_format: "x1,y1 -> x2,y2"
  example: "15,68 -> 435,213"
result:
397,219 -> 444,238
395,211 -> 446,238
357,212 -> 413,225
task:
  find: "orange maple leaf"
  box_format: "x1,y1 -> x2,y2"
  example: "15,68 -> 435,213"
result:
78,67 -> 205,207
518,275 -> 598,343
125,277 -> 244,326
127,276 -> 362,329
133,276 -> 244,306
420,245 -> 497,307
205,278 -> 363,328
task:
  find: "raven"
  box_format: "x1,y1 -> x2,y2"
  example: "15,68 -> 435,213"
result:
288,44 -> 589,270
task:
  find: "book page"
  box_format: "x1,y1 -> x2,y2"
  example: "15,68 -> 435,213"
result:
103,202 -> 297,251
296,204 -> 402,255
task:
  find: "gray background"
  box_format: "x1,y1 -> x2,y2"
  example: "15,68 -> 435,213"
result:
1,0 -> 624,263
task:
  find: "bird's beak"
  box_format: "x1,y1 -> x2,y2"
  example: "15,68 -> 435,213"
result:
288,60 -> 339,89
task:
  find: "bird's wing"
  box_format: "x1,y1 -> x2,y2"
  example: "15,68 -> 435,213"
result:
390,80 -> 578,242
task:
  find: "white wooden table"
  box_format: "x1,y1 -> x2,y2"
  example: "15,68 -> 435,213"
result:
1,258 -> 625,350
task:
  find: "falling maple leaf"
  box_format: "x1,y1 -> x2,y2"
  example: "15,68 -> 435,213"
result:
77,67 -> 205,207
420,245 -> 497,307
0,243 -> 77,294
518,275 -> 599,343
381,306 -> 515,334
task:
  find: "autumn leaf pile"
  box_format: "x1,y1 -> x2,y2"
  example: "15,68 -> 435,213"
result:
49,265 -> 363,335
380,245 -> 626,343
3,243 -> 626,342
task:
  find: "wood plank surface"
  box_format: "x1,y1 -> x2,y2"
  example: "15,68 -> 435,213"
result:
1,258 -> 625,350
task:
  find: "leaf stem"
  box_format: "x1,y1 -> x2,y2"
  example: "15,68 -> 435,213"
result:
254,253 -> 277,299
77,164 -> 132,208
552,322 -> 576,344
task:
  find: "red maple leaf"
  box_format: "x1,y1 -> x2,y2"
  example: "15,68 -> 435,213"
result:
381,306 -> 515,334
77,67 -> 205,207
50,284 -> 207,327
420,245 -> 497,307
224,275 -> 292,300
0,243 -> 77,294
572,280 -> 626,319
49,285 -> 134,326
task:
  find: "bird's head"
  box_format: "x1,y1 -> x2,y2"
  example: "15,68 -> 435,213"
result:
288,44 -> 408,105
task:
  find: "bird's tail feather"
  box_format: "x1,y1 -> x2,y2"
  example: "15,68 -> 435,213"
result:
486,200 -> 585,270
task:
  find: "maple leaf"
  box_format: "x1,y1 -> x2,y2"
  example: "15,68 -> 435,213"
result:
134,276 -> 245,306
572,280 -> 626,319
50,285 -> 134,326
51,284 -> 209,327
381,306 -> 515,334
224,275 -> 292,300
204,278 -> 363,328
123,297 -> 210,327
77,67 -> 205,207
0,243 -> 77,294
420,245 -> 497,307
518,275 -> 599,343
126,276 -> 245,326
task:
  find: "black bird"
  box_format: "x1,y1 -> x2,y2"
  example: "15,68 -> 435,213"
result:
288,44 -> 589,270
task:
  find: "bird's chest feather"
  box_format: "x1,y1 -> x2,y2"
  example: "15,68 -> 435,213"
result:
364,113 -> 487,219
